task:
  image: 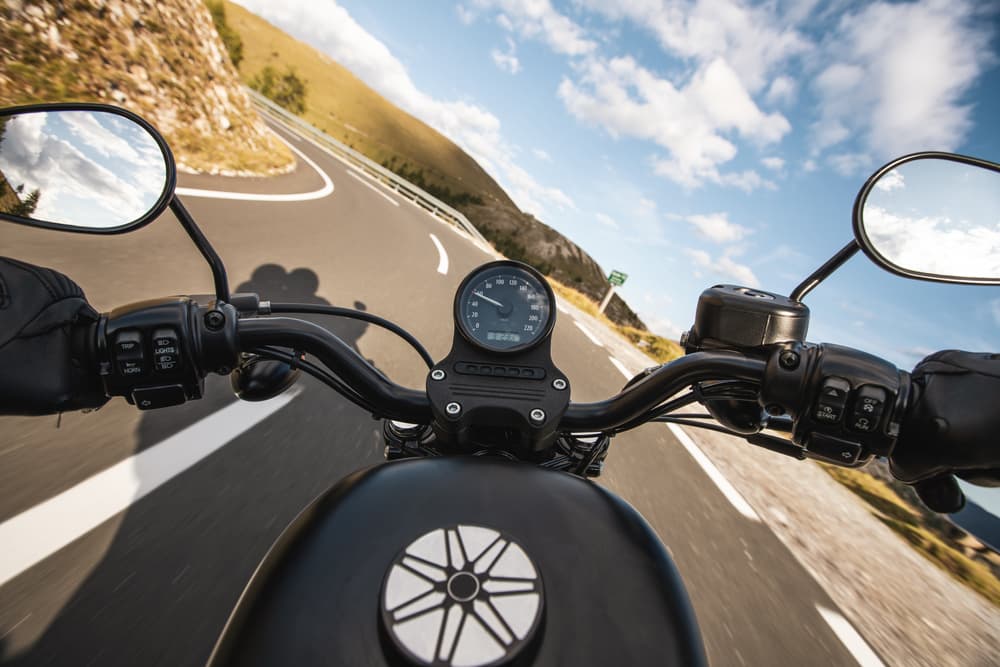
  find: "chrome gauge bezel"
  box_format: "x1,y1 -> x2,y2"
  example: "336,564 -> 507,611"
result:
453,261 -> 555,354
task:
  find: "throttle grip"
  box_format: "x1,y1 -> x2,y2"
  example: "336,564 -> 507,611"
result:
893,351 -> 1000,488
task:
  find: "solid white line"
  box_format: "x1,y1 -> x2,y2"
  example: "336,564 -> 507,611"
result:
175,139 -> 334,201
429,233 -> 449,275
817,606 -> 886,667
608,356 -> 633,380
555,301 -> 571,315
573,320 -> 604,347
346,169 -> 400,206
666,422 -> 762,522
0,388 -> 301,587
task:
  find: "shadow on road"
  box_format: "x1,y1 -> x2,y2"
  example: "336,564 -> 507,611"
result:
3,264 -> 383,666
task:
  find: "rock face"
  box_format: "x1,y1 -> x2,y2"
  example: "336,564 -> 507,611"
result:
461,201 -> 647,329
0,0 -> 293,175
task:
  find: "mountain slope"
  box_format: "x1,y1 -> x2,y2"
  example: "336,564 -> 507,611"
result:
224,1 -> 646,329
0,0 -> 292,175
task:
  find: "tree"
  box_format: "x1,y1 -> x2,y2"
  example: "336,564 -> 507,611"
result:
250,65 -> 308,114
204,0 -> 244,69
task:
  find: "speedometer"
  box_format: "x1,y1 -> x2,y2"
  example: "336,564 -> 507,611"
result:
455,261 -> 554,353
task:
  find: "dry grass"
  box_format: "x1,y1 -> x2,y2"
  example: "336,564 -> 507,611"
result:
823,465 -> 1000,606
224,1 -> 512,207
547,279 -> 683,364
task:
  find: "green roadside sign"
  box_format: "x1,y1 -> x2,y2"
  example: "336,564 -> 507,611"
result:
608,270 -> 628,287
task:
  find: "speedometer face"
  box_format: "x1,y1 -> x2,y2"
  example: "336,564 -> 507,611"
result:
456,262 -> 554,352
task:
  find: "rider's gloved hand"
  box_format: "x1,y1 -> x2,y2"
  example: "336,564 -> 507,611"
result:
892,350 -> 1000,513
0,257 -> 108,415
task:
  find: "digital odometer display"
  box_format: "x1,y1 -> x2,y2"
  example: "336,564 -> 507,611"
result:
456,263 -> 554,352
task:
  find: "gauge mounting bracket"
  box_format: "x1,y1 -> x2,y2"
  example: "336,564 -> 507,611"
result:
428,261 -> 570,456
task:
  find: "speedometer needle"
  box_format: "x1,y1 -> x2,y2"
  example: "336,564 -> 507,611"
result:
474,291 -> 505,308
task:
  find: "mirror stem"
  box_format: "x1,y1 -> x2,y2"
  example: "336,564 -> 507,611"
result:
789,240 -> 859,302
170,197 -> 231,302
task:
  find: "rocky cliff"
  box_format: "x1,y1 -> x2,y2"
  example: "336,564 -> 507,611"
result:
0,0 -> 293,175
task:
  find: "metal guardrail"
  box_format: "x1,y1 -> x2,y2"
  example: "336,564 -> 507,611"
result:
246,89 -> 491,246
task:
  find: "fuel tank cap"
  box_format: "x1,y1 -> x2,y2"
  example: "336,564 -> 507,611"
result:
380,525 -> 544,666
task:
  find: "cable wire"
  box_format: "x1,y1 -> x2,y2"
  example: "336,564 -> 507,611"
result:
266,302 -> 434,368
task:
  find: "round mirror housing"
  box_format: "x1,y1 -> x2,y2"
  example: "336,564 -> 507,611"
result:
853,152 -> 1000,285
0,102 -> 175,234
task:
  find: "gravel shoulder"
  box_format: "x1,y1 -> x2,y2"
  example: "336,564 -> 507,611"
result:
571,302 -> 1000,667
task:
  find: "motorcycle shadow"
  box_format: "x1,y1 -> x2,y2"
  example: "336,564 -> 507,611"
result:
3,264 -> 387,666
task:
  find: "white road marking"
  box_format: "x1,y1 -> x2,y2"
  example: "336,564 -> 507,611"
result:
429,233 -> 449,275
555,301 -> 571,315
817,606 -> 886,667
666,422 -> 762,522
608,356 -> 633,380
175,139 -> 334,201
0,388 -> 301,587
573,320 -> 604,347
346,169 -> 400,207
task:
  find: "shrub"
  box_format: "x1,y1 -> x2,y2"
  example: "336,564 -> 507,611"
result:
250,65 -> 308,114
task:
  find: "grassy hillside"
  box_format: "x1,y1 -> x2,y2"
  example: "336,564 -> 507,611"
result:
225,1 -> 513,208
224,1 -> 649,331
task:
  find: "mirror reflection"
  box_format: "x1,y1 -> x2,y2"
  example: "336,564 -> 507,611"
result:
860,157 -> 1000,281
0,109 -> 169,230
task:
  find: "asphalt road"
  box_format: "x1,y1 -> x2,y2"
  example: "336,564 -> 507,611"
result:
0,117 -> 879,666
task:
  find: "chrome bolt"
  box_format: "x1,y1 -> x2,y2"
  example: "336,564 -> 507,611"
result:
430,369 -> 446,381
445,402 -> 462,416
552,378 -> 567,390
529,409 -> 546,424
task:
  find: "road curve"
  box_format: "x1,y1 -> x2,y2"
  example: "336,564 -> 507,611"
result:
0,114 -> 878,666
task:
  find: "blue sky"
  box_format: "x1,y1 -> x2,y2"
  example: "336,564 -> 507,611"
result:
233,0 -> 1000,370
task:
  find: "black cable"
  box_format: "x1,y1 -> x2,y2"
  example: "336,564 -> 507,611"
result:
249,346 -> 378,413
267,302 -> 434,368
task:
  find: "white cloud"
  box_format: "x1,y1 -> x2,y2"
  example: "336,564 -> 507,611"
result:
863,205 -> 1000,278
473,0 -> 596,55
765,75 -> 797,106
761,156 -> 784,170
576,0 -> 811,93
491,37 -> 521,74
874,169 -> 905,192
811,0 -> 991,160
560,56 -> 789,190
531,147 -> 551,161
233,0 -> 571,217
803,159 -> 818,172
684,248 -> 759,286
595,212 -> 619,229
456,4 -> 476,25
828,152 -> 871,176
687,212 -> 750,243
991,299 -> 1000,327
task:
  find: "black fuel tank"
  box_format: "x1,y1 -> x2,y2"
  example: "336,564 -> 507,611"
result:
208,457 -> 706,667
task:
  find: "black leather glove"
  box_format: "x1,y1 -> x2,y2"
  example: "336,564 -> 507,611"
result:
892,350 -> 1000,513
0,257 -> 108,415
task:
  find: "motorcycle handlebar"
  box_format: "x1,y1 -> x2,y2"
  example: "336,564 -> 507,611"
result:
237,317 -> 768,433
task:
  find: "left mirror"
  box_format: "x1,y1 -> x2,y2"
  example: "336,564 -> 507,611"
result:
0,104 -> 175,233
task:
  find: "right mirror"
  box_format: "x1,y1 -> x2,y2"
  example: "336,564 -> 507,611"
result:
855,153 -> 1000,285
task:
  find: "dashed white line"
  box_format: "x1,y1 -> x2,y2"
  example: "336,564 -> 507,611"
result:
817,606 -> 886,667
176,140 -> 334,201
429,233 -> 449,275
0,388 -> 301,587
608,356 -> 633,381
667,422 -> 761,522
573,320 -> 604,347
346,169 -> 400,207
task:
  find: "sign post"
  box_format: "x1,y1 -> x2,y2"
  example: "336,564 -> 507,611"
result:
598,270 -> 628,314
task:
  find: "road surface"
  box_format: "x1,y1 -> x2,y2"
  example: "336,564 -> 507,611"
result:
0,116 -> 883,666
